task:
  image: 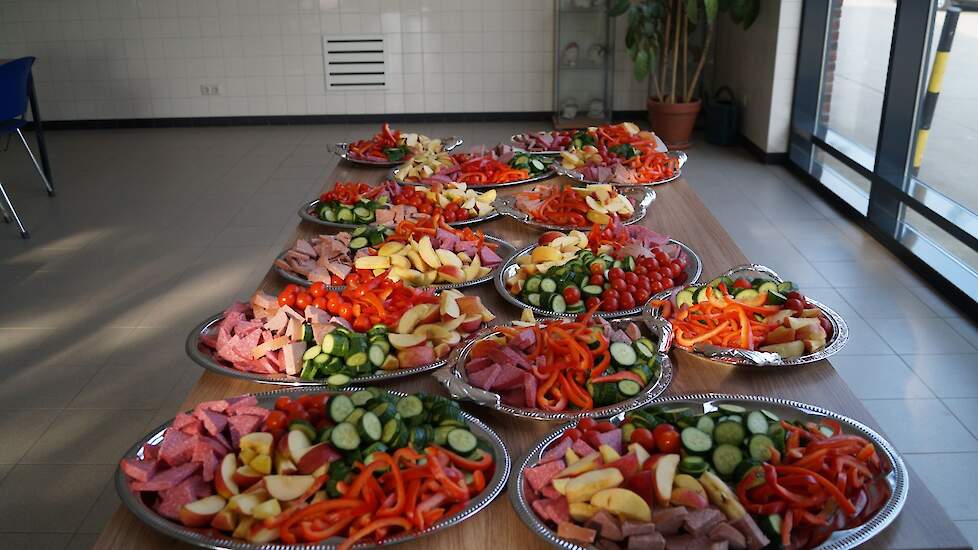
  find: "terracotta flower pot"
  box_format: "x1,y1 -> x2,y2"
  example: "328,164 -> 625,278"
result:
646,98 -> 702,150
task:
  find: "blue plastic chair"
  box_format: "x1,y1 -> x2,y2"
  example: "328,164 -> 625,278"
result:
0,57 -> 54,238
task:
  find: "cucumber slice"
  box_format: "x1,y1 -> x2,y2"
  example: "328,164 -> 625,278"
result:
678,455 -> 708,475
622,256 -> 636,272
344,408 -> 365,426
330,422 -> 360,451
368,231 -> 385,246
635,338 -> 657,359
353,206 -> 374,222
680,427 -> 713,454
761,409 -> 781,423
527,293 -> 542,307
345,351 -> 368,368
368,344 -> 387,367
358,411 -> 382,442
446,428 -> 478,454
337,208 -> 355,223
302,345 -> 322,361
590,382 -> 621,406
581,284 -> 603,297
299,361 -> 318,380
630,363 -> 654,385
617,379 -> 641,397
675,289 -> 695,308
712,444 -> 744,477
351,226 -> 368,237
734,458 -> 765,487
525,276 -> 542,293
777,281 -> 796,293
733,288 -> 760,302
327,373 -> 351,386
766,290 -> 787,305
695,415 -> 716,436
348,236 -> 369,249
396,395 -> 424,420
748,434 -> 777,461
713,421 -> 746,446
756,281 -> 778,295
717,404 -> 747,414
381,418 -> 402,445
350,390 -> 374,407
694,286 -> 711,303
540,278 -> 557,293
746,411 -> 770,435
549,294 -> 566,313
289,420 -> 317,441
313,353 -> 330,366
329,395 -> 355,423
609,342 -> 637,366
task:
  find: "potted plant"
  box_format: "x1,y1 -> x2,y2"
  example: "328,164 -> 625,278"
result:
609,0 -> 760,148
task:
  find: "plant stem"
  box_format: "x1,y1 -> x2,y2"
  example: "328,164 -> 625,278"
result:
670,0 -> 681,103
682,5 -> 688,101
686,24 -> 714,102
660,1 -> 671,102
651,66 -> 663,102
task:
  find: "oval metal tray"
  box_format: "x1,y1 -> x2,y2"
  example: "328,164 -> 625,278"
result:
648,263 -> 849,367
273,234 -> 517,292
298,198 -> 500,230
509,132 -> 668,155
432,313 -> 674,422
390,166 -> 557,189
188,313 -> 458,386
328,136 -> 462,166
554,150 -> 687,187
510,393 -> 908,550
494,239 -> 703,320
493,186 -> 655,232
116,386 -> 511,550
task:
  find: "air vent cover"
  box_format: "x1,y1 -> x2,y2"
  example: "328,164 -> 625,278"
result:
322,34 -> 387,91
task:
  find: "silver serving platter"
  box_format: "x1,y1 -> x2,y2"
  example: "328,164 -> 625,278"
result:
510,394 -> 908,550
432,313 -> 674,422
495,239 -> 703,320
648,264 -> 849,367
298,198 -> 500,230
510,132 -> 669,155
390,165 -> 557,190
272,234 -> 517,293
116,386 -> 511,550
188,313 -> 459,386
554,150 -> 688,187
328,136 -> 462,167
493,186 -> 655,232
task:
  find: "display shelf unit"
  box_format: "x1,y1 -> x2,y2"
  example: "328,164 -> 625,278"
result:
552,0 -> 615,130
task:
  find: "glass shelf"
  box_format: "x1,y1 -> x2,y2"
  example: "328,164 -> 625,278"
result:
553,1 -> 614,128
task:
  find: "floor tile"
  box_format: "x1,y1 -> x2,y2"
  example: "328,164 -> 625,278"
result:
21,409 -> 155,465
872,317 -> 976,354
0,533 -> 71,550
830,355 -> 934,399
0,363 -> 101,409
810,260 -> 907,288
863,399 -> 978,453
945,399 -> 978,441
0,464 -> 114,532
950,319 -> 978,350
954,520 -> 978,550
906,453 -> 978,520
906,284 -> 968,318
77,478 -> 120,534
65,533 -> 99,550
800,287 -> 859,318
833,316 -> 894,355
0,409 -> 61,464
68,362 -> 193,410
903,354 -> 978,398
836,286 -> 938,318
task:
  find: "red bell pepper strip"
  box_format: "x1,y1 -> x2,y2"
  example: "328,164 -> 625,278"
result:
338,517 -> 413,550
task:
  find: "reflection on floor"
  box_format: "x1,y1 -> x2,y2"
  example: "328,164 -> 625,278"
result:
0,122 -> 976,549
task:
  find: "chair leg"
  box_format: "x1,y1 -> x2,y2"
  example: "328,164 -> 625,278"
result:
0,179 -> 29,238
15,129 -> 55,197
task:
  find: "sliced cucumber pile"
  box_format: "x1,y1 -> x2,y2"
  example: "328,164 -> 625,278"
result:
587,337 -> 660,407
675,276 -> 797,307
509,153 -> 552,175
299,323 -> 396,383
317,196 -> 391,224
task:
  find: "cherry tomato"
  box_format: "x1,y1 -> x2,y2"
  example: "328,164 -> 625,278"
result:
787,291 -> 804,301
651,280 -> 664,293
634,265 -> 647,276
620,293 -> 636,309
338,304 -> 353,320
585,296 -> 601,310
288,407 -> 310,422
636,279 -> 651,292
306,393 -> 329,411
654,424 -> 680,453
346,273 -> 361,286
353,315 -> 371,332
602,289 -> 619,301
265,410 -> 287,431
311,296 -> 327,310
589,262 -> 605,275
563,428 -> 582,442
563,286 -> 581,304
277,292 -> 296,307
308,281 -> 327,297
670,261 -> 685,278
284,284 -> 300,294
674,272 -> 688,285
589,273 -> 604,285
634,288 -> 651,304
602,297 -> 619,311
275,396 -> 292,411
654,251 -> 670,265
298,395 -> 313,409
644,257 -> 659,270
784,298 -> 804,314
611,278 -> 628,292
608,267 -> 625,281
624,272 -> 639,285
294,292 -> 312,310
443,211 -> 456,222
629,428 -> 655,452
330,274 -> 344,285
594,421 -> 616,433
578,417 -> 597,432
661,277 -> 674,289
733,278 -> 752,290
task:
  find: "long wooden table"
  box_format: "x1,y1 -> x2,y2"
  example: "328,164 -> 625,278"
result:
95,163 -> 971,550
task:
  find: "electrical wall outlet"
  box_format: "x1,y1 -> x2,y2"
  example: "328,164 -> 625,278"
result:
199,84 -> 222,96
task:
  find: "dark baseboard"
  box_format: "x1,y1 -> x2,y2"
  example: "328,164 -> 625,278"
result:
26,110 -> 651,131
783,163 -> 978,322
739,134 -> 789,164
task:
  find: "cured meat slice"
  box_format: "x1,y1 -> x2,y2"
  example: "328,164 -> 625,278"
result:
524,459 -> 565,493
130,462 -> 200,492
194,409 -> 228,436
120,458 -> 159,482
158,428 -> 196,466
228,414 -> 262,448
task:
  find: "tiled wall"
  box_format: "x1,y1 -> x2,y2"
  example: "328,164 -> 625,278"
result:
0,0 -> 649,121
713,0 -> 802,153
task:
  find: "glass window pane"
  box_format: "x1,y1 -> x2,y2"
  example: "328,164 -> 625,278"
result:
913,7 -> 978,215
901,206 -> 978,297
813,147 -> 871,215
818,0 -> 897,155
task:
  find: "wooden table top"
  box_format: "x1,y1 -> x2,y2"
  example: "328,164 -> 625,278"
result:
94,163 -> 970,550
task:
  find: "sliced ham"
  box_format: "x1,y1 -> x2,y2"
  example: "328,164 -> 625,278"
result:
120,458 -> 159,482
158,428 -> 196,466
540,437 -> 573,464
130,462 -> 200,492
228,414 -> 262,448
524,459 -> 565,493
194,409 -> 227,436
225,396 -> 259,414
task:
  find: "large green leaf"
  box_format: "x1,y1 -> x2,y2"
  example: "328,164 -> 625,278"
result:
609,0 -> 631,17
634,49 -> 650,81
626,26 -> 637,49
704,0 -> 718,26
741,0 -> 760,28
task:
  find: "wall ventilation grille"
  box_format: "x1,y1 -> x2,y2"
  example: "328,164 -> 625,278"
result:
322,34 -> 387,91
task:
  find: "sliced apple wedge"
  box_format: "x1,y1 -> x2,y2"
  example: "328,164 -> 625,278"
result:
653,454 -> 680,507
232,465 -> 263,489
417,236 -> 441,268
210,506 -> 238,531
251,498 -> 281,520
413,323 -> 451,340
265,475 -> 316,502
239,432 -> 273,456
397,304 -> 434,334
286,429 -> 312,462
389,332 -> 427,350
227,492 -> 263,516
215,454 -> 240,498
179,495 -> 227,527
436,248 -> 463,268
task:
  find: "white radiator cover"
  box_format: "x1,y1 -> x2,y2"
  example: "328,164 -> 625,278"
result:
322,34 -> 388,91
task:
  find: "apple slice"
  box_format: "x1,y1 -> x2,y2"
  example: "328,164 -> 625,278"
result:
251,498 -> 281,520
413,323 -> 451,340
265,475 -> 316,502
627,443 -> 651,468
249,453 -> 272,475
228,493 -> 263,516
388,332 -> 427,350
274,455 -> 297,475
297,443 -> 341,475
232,465 -> 263,488
179,495 -> 227,527
215,454 -> 240,498
239,432 -> 273,456
286,429 -> 312,462
416,236 -> 442,268
396,304 -> 432,335
248,524 -> 281,543
439,292 -> 461,318
458,315 -> 483,334
435,248 -> 463,268
653,454 -> 680,507
210,506 -> 238,531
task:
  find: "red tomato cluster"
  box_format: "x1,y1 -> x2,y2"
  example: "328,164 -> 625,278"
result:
277,282 -> 330,311
628,424 -> 681,455
391,186 -> 473,222
265,394 -> 332,436
588,249 -> 688,312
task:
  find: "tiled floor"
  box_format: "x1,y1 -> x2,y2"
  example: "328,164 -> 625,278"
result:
0,122 -> 976,549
